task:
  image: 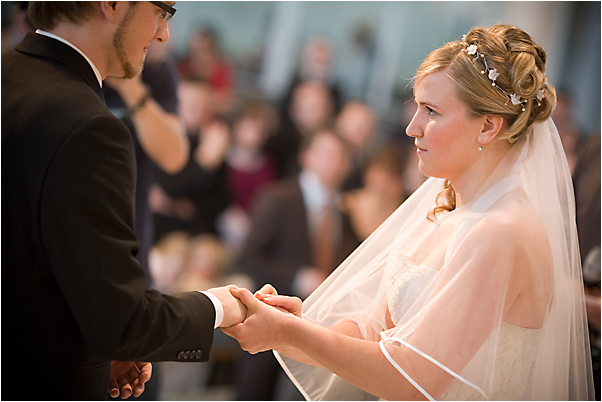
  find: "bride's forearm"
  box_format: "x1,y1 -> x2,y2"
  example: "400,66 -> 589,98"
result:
281,318 -> 427,401
275,320 -> 364,367
274,345 -> 323,366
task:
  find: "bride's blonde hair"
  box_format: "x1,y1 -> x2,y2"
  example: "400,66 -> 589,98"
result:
413,24 -> 557,220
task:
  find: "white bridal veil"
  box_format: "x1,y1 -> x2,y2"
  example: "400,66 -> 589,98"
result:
275,119 -> 595,400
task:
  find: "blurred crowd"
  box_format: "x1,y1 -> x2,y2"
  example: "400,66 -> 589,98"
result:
2,3 -> 599,400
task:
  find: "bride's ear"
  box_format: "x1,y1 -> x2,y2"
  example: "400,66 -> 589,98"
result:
478,115 -> 505,146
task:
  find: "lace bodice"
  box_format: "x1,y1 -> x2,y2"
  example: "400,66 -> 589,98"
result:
386,256 -> 542,400
387,256 -> 437,326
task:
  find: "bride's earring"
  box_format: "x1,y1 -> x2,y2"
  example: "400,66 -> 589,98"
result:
478,145 -> 483,151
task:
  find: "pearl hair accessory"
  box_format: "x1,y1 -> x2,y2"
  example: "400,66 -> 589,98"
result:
462,36 -> 545,112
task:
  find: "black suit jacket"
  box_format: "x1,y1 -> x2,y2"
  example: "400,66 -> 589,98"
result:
238,178 -> 360,296
2,33 -> 216,400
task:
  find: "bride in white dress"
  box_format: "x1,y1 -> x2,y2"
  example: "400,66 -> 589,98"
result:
224,24 -> 594,400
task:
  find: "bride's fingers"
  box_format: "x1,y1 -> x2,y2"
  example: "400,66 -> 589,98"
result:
260,295 -> 302,316
255,284 -> 278,296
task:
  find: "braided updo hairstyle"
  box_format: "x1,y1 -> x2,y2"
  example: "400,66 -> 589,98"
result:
413,24 -> 557,220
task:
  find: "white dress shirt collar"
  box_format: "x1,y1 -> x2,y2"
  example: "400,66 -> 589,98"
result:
299,169 -> 335,214
35,29 -> 103,87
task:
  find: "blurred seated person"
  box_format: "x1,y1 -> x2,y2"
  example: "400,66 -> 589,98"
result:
150,80 -> 230,242
179,234 -> 253,293
267,80 -> 335,178
240,128 -> 360,301
177,27 -> 234,113
148,231 -> 190,294
572,132 -> 601,400
234,128 -> 360,400
218,100 -> 279,254
573,132 -> 601,263
342,146 -> 407,240
281,36 -> 343,117
335,100 -> 378,191
552,89 -> 584,174
583,246 -> 601,401
403,142 -> 428,195
157,234 -> 251,401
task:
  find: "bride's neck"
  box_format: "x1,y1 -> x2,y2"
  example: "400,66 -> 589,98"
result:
451,143 -> 512,208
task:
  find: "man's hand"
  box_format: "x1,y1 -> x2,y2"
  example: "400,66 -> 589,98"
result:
194,121 -> 230,170
222,287 -> 295,354
104,76 -> 147,108
109,361 -> 152,399
208,285 -> 247,327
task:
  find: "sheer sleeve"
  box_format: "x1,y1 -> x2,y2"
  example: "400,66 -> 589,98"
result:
379,207 -> 548,400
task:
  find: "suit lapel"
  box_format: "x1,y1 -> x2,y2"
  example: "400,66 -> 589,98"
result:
16,32 -> 105,102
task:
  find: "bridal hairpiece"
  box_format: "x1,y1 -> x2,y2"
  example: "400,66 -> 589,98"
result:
462,35 -> 545,112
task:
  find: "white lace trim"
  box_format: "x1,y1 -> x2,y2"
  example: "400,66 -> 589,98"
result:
387,255 -> 437,325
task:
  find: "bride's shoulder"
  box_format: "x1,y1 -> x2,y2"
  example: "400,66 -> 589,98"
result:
471,194 -> 547,250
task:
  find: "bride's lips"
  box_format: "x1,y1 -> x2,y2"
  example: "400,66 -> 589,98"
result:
416,145 -> 427,154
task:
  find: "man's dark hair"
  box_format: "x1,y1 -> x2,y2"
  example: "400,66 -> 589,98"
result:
27,1 -> 99,30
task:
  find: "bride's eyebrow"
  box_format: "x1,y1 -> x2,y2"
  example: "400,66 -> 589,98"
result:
417,99 -> 440,110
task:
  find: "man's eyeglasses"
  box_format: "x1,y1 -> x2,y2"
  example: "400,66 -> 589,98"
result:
150,1 -> 176,23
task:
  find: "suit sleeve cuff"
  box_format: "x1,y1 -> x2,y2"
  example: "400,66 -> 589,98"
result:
199,291 -> 223,328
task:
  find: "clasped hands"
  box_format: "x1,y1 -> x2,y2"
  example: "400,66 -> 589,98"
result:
221,284 -> 303,354
107,284 -> 300,398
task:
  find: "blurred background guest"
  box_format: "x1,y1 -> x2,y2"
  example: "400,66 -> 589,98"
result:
573,132 -> 601,400
148,231 -> 191,295
233,129 -> 360,400
158,234 -> 252,401
177,27 -> 235,113
150,80 -> 231,243
267,80 -> 336,178
178,234 -> 252,292
341,146 -> 407,241
335,100 -> 378,191
218,100 -> 279,254
552,89 -> 585,174
281,36 -> 343,115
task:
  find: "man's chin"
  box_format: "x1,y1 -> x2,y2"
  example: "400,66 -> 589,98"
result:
122,61 -> 144,79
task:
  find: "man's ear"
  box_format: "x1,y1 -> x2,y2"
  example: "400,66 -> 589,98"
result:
478,114 -> 505,146
99,1 -> 122,23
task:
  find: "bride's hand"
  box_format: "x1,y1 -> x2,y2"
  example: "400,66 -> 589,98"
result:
256,293 -> 303,318
252,283 -> 302,318
254,283 -> 278,297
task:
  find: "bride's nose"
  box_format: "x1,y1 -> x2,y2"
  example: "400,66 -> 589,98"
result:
406,112 -> 423,138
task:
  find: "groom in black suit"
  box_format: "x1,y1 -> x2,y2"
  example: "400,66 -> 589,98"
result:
2,2 -> 245,400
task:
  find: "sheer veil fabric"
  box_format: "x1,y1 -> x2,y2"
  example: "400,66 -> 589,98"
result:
274,119 -> 595,400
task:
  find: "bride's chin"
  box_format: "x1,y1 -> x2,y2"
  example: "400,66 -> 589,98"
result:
417,165 -> 437,179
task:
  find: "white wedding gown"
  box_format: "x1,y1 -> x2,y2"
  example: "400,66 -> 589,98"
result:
387,256 -> 542,401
